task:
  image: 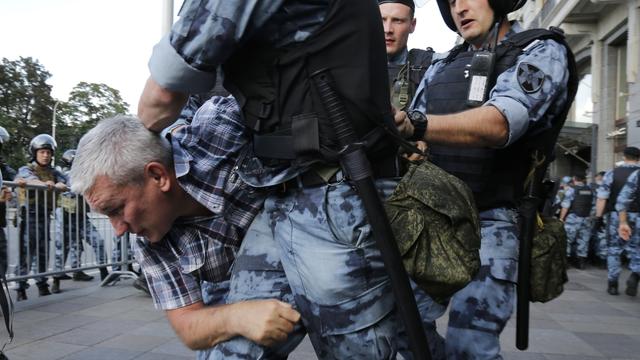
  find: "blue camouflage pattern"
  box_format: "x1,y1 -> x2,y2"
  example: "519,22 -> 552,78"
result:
150,0 -> 328,93
596,164 -> 640,200
606,212 -> 640,280
53,206 -> 106,271
561,186 -> 591,258
611,170 -> 640,277
209,179 -> 446,359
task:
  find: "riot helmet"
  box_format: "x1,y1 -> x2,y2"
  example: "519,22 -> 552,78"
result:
29,134 -> 57,162
61,149 -> 76,168
436,0 -> 527,32
0,126 -> 9,145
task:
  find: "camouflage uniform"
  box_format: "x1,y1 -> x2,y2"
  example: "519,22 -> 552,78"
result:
561,184 -> 592,258
410,22 -> 571,359
613,170 -> 640,277
597,164 -> 640,282
15,163 -> 66,290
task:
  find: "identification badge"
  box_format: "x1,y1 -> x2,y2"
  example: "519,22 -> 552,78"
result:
466,51 -> 495,107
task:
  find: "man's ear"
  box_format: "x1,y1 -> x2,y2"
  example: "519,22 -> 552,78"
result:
144,162 -> 172,192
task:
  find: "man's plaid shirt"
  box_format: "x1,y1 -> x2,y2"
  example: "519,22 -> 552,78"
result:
133,96 -> 265,310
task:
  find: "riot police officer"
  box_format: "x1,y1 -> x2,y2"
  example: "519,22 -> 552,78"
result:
396,0 -> 577,357
560,173 -> 593,269
14,134 -> 67,301
0,127 -> 16,276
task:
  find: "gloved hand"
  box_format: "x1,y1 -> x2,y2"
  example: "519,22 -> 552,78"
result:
593,216 -> 604,230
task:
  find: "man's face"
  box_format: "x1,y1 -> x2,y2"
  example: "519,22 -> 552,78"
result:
380,3 -> 416,57
449,0 -> 495,47
35,148 -> 53,166
86,175 -> 175,243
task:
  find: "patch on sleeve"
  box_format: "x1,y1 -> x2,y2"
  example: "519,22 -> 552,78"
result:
517,62 -> 545,93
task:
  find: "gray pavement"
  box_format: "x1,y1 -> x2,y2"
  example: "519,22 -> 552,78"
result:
2,266 -> 639,359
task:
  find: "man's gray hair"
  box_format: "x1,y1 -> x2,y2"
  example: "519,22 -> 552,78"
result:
70,115 -> 173,194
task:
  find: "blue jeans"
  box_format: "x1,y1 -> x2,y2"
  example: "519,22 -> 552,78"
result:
209,179 -> 445,359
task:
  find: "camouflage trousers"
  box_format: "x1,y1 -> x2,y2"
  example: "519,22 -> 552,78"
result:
208,179 -> 446,360
444,208 -> 519,360
16,208 -> 51,289
593,218 -> 608,260
607,212 -> 640,281
53,208 -> 106,271
564,213 -> 591,258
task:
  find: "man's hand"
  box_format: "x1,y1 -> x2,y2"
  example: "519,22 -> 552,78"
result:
54,182 -> 68,192
619,222 -> 632,241
15,179 -> 26,187
404,141 -> 428,162
44,180 -> 56,190
233,299 -> 301,347
394,110 -> 414,138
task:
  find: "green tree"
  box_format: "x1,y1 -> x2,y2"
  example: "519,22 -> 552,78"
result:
55,82 -> 129,153
0,57 -> 55,169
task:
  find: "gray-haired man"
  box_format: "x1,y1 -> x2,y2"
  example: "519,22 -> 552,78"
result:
70,96 -> 301,355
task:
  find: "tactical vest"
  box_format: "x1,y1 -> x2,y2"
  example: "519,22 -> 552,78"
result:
606,166 -> 640,213
223,0 -> 398,171
424,28 -> 577,210
18,163 -> 58,212
568,184 -> 592,217
388,48 -> 434,111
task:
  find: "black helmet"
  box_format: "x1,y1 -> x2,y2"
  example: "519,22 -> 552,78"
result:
61,149 -> 76,167
436,0 -> 527,32
29,134 -> 57,158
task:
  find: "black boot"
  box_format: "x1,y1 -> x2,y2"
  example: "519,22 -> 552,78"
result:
16,289 -> 27,301
38,285 -> 51,297
577,257 -> 587,270
72,271 -> 94,281
51,278 -> 61,294
99,267 -> 109,281
625,272 -> 639,296
607,280 -> 619,295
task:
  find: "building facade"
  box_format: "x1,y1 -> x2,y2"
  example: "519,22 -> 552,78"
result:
519,0 -> 640,175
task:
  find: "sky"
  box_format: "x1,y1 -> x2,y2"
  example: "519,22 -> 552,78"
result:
0,0 -> 458,115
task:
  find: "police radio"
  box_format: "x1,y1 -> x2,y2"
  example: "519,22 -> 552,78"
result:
466,50 -> 495,107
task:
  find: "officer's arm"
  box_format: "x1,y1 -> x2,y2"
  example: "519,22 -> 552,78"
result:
619,210 -> 631,241
138,77 -> 189,133
165,299 -> 300,350
595,198 -> 607,218
559,207 -> 569,222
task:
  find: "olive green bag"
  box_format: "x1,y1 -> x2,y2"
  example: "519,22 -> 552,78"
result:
385,161 -> 481,304
530,215 -> 568,302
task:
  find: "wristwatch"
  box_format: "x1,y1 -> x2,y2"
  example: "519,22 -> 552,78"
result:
407,110 -> 428,141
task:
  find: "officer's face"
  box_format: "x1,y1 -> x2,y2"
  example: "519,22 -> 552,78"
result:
86,174 -> 175,243
35,149 -> 53,166
449,0 -> 495,47
380,3 -> 416,57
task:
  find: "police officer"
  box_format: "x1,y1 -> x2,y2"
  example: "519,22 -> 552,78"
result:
560,173 -> 592,269
137,0 -> 443,358
595,146 -> 640,295
396,0 -> 576,357
616,168 -> 640,296
553,176 -> 573,217
590,171 -> 607,267
0,127 -> 16,276
52,149 -> 109,293
14,134 -> 67,301
380,0 -> 433,112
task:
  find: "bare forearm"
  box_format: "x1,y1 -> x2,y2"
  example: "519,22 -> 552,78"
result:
559,208 -> 568,222
426,106 -> 508,147
166,302 -> 235,350
620,210 -> 628,225
138,77 -> 189,133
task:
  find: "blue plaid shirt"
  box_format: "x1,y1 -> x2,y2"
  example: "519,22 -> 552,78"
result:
133,96 -> 266,310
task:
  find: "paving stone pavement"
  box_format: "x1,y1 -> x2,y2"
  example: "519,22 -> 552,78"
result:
2,266 -> 639,359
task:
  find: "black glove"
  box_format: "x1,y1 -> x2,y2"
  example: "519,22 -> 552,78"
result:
593,216 -> 604,230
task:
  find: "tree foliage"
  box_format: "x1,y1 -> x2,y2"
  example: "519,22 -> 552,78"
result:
0,57 -> 129,170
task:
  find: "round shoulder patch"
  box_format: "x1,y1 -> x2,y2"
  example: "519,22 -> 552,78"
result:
517,62 -> 545,93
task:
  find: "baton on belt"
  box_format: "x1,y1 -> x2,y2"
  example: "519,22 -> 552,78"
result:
311,69 -> 431,360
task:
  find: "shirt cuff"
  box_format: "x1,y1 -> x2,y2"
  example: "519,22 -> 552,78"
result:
149,35 -> 217,94
486,96 -> 529,148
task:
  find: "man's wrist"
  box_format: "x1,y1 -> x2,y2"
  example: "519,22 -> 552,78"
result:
408,111 -> 428,141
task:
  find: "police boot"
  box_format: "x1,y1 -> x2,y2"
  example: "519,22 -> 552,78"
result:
577,257 -> 587,270
99,267 -> 109,281
51,278 -> 61,294
38,285 -> 51,297
625,272 -> 639,297
72,271 -> 94,282
607,280 -> 619,295
16,289 -> 27,302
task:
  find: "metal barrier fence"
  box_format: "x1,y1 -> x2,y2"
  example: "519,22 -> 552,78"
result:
0,181 -> 137,286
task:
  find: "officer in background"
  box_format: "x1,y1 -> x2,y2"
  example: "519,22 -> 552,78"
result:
590,171 -> 607,267
553,176 -> 573,217
616,168 -> 640,296
559,173 -> 592,269
14,134 -> 67,301
396,0 -> 576,357
0,127 -> 16,276
380,0 -> 433,112
595,146 -> 640,295
52,149 -> 109,293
